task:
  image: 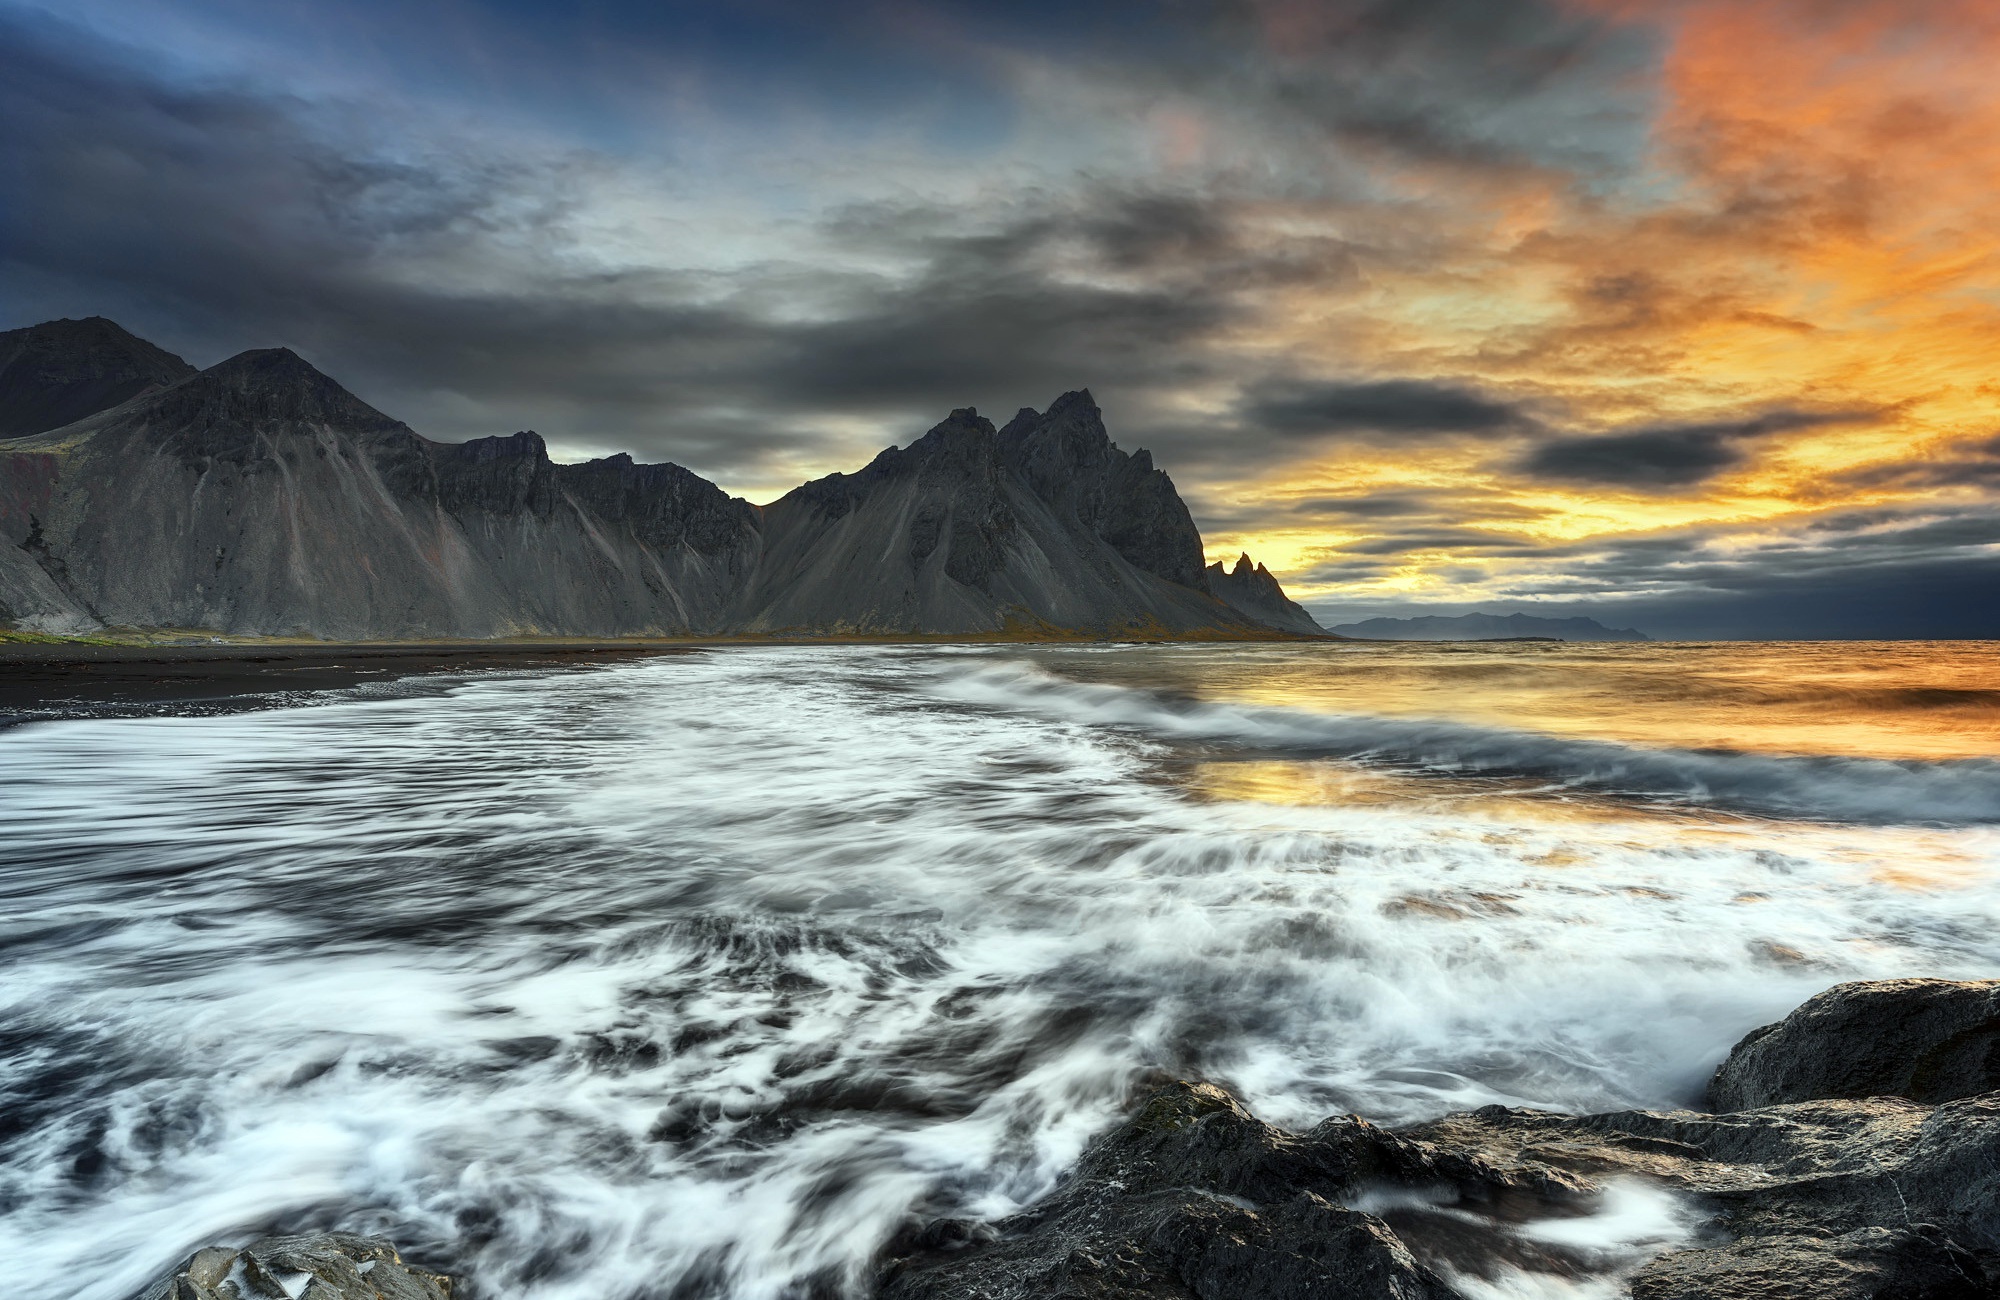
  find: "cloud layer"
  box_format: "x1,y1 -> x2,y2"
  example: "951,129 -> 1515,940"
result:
3,0 -> 1997,636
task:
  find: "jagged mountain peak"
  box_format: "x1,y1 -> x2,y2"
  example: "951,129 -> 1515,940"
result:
998,406 -> 1041,438
1016,390 -> 1105,446
1047,388 -> 1098,416
918,406 -> 998,445
1207,550 -> 1323,635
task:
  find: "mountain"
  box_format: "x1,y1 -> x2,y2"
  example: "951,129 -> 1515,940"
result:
0,347 -> 760,638
1205,552 -> 1323,635
0,317 -> 196,438
1324,612 -> 1651,641
0,321 -> 1315,640
735,395 -> 1251,635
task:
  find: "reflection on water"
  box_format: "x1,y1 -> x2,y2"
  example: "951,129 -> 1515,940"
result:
0,642 -> 1995,1299
1034,639 -> 2000,760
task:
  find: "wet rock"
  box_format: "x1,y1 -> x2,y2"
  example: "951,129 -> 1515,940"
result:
142,1232 -> 452,1300
1709,978 -> 2000,1111
876,1081 -> 1589,1300
1408,1093 -> 2000,1295
1629,1225 -> 1989,1300
887,1064 -> 2000,1299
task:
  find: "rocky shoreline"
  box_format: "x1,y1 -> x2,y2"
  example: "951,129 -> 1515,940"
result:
142,979 -> 2000,1300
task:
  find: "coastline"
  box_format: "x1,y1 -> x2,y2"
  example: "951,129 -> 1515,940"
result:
0,629 -> 1332,720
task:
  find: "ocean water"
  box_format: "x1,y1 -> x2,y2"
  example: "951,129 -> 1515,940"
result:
1,641 -> 1997,1299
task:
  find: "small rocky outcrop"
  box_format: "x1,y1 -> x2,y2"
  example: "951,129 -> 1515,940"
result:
880,980 -> 2000,1298
1629,1225 -> 1987,1300
877,1080 -> 1598,1299
1204,553 -> 1324,636
1417,1094 -> 1999,1298
144,1232 -> 452,1300
1709,978 -> 2000,1111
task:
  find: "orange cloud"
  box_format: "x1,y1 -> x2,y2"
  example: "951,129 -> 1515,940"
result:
1215,0 -> 2000,605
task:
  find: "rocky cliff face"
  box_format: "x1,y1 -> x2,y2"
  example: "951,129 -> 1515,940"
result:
0,319 -> 1318,639
0,317 -> 195,439
1206,553 -> 1324,635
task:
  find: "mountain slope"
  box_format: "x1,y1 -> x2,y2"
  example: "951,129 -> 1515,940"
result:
1325,612 -> 1651,641
0,317 -> 196,438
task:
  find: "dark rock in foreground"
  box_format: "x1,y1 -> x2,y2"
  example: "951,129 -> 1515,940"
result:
1629,1225 -> 1988,1300
877,1081 -> 1562,1300
1709,977 -> 2000,1111
145,1232 -> 452,1300
881,981 -> 2000,1298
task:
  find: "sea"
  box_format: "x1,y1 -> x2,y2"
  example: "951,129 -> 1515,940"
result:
2,640 -> 1997,1299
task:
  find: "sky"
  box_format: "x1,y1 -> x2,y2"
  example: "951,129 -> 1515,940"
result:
3,0 -> 1997,638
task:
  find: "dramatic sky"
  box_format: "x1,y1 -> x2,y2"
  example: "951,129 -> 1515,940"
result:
4,0 -> 1998,636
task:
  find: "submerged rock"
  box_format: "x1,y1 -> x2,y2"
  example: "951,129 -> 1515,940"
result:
143,1233 -> 452,1300
1709,978 -> 2000,1111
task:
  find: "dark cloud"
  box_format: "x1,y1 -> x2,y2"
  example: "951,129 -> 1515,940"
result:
1305,551 -> 2000,641
1837,433 -> 2000,491
1290,493 -> 1437,517
1338,527 -> 1547,556
0,0 -> 1643,492
1518,408 -> 1881,487
1195,0 -> 1658,179
1243,378 -> 1532,438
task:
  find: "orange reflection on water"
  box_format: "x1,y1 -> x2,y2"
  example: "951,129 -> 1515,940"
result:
1066,641 -> 2000,762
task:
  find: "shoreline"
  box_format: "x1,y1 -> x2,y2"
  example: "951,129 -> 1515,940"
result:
0,640 -> 694,720
0,630 -> 1331,720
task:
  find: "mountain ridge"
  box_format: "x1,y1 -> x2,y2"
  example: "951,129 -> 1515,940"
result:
0,319 -> 1320,641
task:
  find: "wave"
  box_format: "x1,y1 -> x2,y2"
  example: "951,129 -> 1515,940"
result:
926,660 -> 2000,825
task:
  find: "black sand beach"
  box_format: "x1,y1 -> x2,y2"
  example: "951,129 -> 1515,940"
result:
0,641 -> 692,721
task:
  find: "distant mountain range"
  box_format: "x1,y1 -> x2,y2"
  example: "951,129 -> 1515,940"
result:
0,317 -> 1323,641
1324,612 -> 1651,641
